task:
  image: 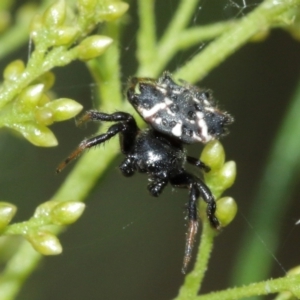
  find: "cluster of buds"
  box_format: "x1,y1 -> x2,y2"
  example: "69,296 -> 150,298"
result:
2,60 -> 83,146
25,200 -> 86,255
29,0 -> 128,60
1,200 -> 85,255
200,141 -> 237,227
0,0 -> 130,147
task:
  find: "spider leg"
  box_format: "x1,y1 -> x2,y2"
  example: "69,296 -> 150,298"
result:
170,171 -> 220,273
79,111 -> 139,154
57,123 -> 129,173
76,110 -> 136,126
186,156 -> 210,172
119,157 -> 136,177
57,111 -> 139,173
147,176 -> 168,197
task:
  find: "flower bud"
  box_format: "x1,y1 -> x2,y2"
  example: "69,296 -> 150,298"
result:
26,230 -> 62,255
51,202 -> 85,225
288,266 -> 300,275
52,26 -> 79,46
217,161 -> 237,191
42,0 -> 66,28
99,2 -> 129,22
200,140 -> 225,172
38,94 -> 51,107
45,98 -> 83,121
18,84 -> 45,108
205,160 -> 236,198
36,72 -> 55,91
35,107 -> 54,125
77,0 -> 97,13
0,202 -> 17,231
13,122 -> 58,147
3,60 -> 25,82
34,201 -> 60,218
76,35 -> 113,61
215,197 -> 237,227
30,13 -> 43,41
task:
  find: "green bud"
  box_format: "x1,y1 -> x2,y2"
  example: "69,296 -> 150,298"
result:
200,140 -> 225,172
35,107 -> 54,126
77,0 -> 97,13
38,94 -> 51,107
18,84 -> 45,108
45,98 -> 83,121
0,202 -> 17,231
36,72 -> 55,91
77,35 -> 113,61
51,202 -> 85,225
217,161 -> 237,191
13,122 -> 58,147
42,0 -> 66,28
215,197 -> 237,227
99,2 -> 129,22
26,230 -> 62,255
34,201 -> 60,219
30,13 -> 43,41
52,26 -> 79,46
3,60 -> 25,82
288,266 -> 300,276
205,160 -> 236,198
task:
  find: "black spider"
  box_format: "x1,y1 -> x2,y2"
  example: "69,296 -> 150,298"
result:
57,72 -> 233,273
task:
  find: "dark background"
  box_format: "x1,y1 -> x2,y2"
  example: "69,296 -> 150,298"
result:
0,0 -> 300,299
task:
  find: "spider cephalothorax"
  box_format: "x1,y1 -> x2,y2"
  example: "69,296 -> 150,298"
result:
57,72 -> 233,273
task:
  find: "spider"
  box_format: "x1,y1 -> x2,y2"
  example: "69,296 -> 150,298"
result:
57,72 -> 233,273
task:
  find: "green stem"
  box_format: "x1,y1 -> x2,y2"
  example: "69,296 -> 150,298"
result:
149,21 -> 235,77
175,221 -> 217,299
231,81 -> 300,287
196,274 -> 300,300
176,22 -> 235,50
137,0 -> 200,76
174,0 -> 300,83
0,242 -> 43,300
160,0 -> 200,41
87,22 -> 123,111
136,0 -> 157,75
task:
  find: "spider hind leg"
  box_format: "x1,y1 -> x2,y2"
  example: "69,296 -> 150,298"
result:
170,171 -> 220,273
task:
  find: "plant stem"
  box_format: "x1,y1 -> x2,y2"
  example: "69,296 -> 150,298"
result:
175,0 -> 300,83
137,0 -> 200,76
136,0 -> 157,75
196,274 -> 300,300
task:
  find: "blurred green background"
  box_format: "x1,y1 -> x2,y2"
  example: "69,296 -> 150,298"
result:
1,0 -> 300,299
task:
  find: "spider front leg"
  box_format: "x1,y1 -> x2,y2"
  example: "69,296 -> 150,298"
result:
170,172 -> 220,273
187,156 -> 211,173
56,123 -> 126,172
57,111 -> 139,173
